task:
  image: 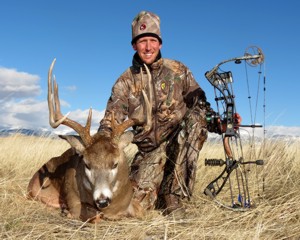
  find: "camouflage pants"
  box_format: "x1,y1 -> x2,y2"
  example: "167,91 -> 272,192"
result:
129,108 -> 208,210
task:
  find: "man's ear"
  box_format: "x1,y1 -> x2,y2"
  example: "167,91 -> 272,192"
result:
132,43 -> 137,51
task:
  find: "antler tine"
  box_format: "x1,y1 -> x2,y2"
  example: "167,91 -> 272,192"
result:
110,89 -> 152,138
143,64 -> 153,131
109,64 -> 153,138
48,58 -> 94,146
111,111 -> 135,138
48,58 -> 68,128
86,108 -> 92,131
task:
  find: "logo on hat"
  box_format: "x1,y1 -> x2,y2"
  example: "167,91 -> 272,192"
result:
140,23 -> 146,31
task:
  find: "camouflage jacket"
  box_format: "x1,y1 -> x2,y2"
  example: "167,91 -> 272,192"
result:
99,53 -> 215,152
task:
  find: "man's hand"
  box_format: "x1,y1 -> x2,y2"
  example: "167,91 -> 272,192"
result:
234,113 -> 242,127
220,113 -> 242,133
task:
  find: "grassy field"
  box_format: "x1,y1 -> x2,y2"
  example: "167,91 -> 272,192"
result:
0,134 -> 299,239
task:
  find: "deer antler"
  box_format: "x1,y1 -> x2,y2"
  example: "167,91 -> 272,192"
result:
110,88 -> 152,138
143,64 -> 153,131
48,58 -> 94,146
109,63 -> 153,138
110,112 -> 135,138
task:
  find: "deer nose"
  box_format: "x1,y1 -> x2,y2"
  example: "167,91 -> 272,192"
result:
95,198 -> 111,209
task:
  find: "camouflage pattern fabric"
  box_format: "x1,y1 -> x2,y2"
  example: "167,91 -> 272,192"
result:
130,108 -> 208,210
131,11 -> 162,44
99,55 -> 216,210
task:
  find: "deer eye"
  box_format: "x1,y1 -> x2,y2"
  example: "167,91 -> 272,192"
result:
112,162 -> 118,169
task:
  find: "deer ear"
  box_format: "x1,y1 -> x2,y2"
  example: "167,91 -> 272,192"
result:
59,135 -> 86,155
118,131 -> 134,150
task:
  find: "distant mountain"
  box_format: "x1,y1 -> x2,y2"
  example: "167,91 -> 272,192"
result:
267,134 -> 300,142
1,127 -> 299,142
0,127 -> 56,137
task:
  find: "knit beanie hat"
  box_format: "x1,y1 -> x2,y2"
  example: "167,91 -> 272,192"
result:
131,11 -> 162,45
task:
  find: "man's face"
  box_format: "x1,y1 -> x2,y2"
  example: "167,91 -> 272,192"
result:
133,36 -> 162,65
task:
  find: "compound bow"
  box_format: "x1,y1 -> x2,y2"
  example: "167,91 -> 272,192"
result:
203,46 -> 265,210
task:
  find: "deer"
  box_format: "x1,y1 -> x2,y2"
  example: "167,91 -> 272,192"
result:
27,59 -> 151,222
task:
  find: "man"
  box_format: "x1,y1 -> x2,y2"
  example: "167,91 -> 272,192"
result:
98,11 -> 222,215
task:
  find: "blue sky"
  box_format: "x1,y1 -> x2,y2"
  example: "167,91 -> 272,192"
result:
0,0 -> 299,135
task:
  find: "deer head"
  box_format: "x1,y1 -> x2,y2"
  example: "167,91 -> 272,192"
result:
47,59 -> 150,215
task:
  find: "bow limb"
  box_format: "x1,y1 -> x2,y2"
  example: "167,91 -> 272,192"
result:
223,136 -> 233,159
204,134 -> 250,210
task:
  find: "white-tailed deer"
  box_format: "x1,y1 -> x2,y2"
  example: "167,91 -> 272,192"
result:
27,59 -> 150,222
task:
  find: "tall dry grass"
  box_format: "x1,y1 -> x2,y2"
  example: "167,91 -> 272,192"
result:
0,134 -> 299,239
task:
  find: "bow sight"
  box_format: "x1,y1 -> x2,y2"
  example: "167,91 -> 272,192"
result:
203,46 -> 265,210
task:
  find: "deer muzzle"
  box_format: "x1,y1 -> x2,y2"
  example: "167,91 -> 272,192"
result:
95,197 -> 111,209
93,185 -> 113,209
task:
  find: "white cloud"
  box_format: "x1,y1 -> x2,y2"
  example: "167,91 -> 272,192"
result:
0,66 -> 104,132
0,67 -> 41,99
0,98 -> 48,129
53,108 -> 105,135
0,67 -> 46,129
0,98 -> 72,130
266,125 -> 300,137
0,97 -> 104,133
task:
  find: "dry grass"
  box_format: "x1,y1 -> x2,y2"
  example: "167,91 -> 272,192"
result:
0,134 -> 299,239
